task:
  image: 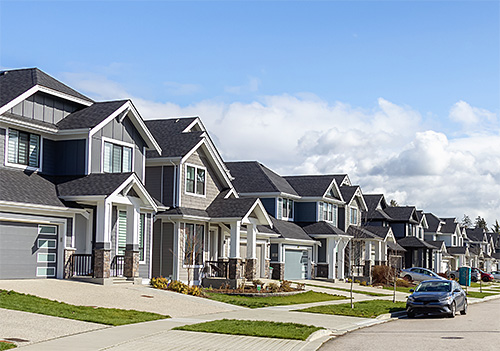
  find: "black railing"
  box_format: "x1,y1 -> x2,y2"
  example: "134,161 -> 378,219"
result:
71,254 -> 93,277
111,255 -> 125,277
205,260 -> 229,278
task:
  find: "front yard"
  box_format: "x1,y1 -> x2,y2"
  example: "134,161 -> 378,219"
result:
0,289 -> 169,326
296,300 -> 406,318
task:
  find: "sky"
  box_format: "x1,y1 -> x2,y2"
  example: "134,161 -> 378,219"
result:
1,0 -> 499,227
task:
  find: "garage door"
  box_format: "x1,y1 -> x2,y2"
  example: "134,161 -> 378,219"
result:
0,221 -> 58,279
284,249 -> 308,280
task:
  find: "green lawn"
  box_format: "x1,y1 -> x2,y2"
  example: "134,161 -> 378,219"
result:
296,300 -> 406,318
173,319 -> 323,341
465,291 -> 499,299
382,286 -> 414,294
305,283 -> 390,297
206,290 -> 345,308
468,282 -> 493,288
0,290 -> 169,326
0,342 -> 16,350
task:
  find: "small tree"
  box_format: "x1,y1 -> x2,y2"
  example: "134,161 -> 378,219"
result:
474,216 -> 487,230
491,220 -> 500,234
461,214 -> 473,229
173,224 -> 204,286
389,199 -> 399,207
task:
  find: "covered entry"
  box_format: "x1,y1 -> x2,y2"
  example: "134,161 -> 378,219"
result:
284,249 -> 308,280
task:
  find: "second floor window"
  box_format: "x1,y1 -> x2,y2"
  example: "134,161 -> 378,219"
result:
318,202 -> 337,224
186,165 -> 206,195
350,207 -> 358,225
103,142 -> 132,173
277,198 -> 294,220
8,129 -> 40,168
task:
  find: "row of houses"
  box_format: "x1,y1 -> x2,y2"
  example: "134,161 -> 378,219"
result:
0,68 -> 498,286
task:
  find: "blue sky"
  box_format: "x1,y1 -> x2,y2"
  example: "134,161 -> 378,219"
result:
1,0 -> 500,224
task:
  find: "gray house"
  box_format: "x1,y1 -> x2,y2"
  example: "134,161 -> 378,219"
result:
0,68 -> 160,283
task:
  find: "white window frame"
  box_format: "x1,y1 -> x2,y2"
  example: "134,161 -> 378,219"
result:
36,267 -> 56,277
350,207 -> 358,225
101,137 -> 134,174
182,222 -> 205,268
37,253 -> 56,263
279,197 -> 294,221
184,163 -> 207,197
38,239 -> 57,249
138,213 -> 146,263
38,225 -> 57,235
5,127 -> 43,172
318,201 -> 337,225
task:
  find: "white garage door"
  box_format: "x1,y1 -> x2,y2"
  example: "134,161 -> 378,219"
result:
284,249 -> 308,280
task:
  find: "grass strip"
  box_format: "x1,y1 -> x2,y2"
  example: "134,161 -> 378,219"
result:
296,300 -> 406,318
465,291 -> 499,299
206,290 -> 345,308
0,290 -> 169,326
305,283 -> 390,297
173,319 -> 323,341
382,286 -> 414,294
0,342 -> 16,350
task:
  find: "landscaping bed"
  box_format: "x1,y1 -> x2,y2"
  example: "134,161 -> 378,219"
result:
173,319 -> 323,340
296,300 -> 406,318
0,290 -> 169,326
0,341 -> 16,350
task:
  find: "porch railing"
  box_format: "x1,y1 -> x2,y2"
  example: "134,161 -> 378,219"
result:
111,255 -> 125,277
71,254 -> 93,277
205,260 -> 229,278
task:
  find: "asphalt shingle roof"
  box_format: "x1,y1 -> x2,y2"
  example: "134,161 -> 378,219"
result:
206,197 -> 259,218
0,168 -> 66,207
54,173 -> 133,196
446,246 -> 468,255
425,240 -> 446,250
384,206 -> 418,223
269,217 -> 314,241
283,175 -> 337,198
298,221 -> 348,236
424,213 -> 442,232
466,228 -> 487,242
439,218 -> 459,234
332,174 -> 349,186
56,100 -> 128,130
363,194 -> 384,211
161,207 -> 209,218
0,68 -> 93,109
397,236 -> 436,249
339,185 -> 359,204
226,161 -> 298,196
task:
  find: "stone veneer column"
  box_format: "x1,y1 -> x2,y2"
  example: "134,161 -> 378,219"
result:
64,248 -> 76,279
245,258 -> 258,280
364,260 -> 373,284
228,258 -> 242,279
310,263 -> 316,279
270,262 -> 285,280
124,247 -> 140,278
264,259 -> 270,279
94,249 -> 111,278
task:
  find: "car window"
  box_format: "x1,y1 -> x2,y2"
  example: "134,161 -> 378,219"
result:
416,281 -> 451,292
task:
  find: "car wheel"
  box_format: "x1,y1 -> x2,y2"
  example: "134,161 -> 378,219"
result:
460,300 -> 468,315
404,275 -> 412,282
471,276 -> 477,282
482,276 -> 489,282
448,302 -> 456,318
407,311 -> 415,318
450,274 -> 455,280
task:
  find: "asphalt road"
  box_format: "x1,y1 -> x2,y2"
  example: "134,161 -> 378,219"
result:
320,298 -> 500,351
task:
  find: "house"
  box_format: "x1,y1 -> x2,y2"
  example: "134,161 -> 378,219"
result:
143,118 -> 273,286
0,68 -> 160,283
466,227 -> 496,272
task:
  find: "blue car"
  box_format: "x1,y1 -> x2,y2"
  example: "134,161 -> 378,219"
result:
406,280 -> 467,318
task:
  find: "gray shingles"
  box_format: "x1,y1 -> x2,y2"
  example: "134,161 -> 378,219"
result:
466,228 -> 486,242
339,186 -> 359,204
397,236 -> 436,249
424,213 -> 442,232
269,217 -> 314,241
446,246 -> 467,255
54,173 -> 133,196
439,218 -> 459,234
283,175 -> 337,197
299,221 -> 348,236
56,100 -> 128,130
206,197 -> 259,218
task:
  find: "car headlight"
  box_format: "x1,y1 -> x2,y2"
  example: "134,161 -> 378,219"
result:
439,296 -> 453,303
407,296 -> 415,302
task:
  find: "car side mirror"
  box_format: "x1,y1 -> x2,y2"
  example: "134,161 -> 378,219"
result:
453,289 -> 460,293
409,289 -> 414,293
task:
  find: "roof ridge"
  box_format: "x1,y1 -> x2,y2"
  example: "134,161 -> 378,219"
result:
257,163 -> 284,193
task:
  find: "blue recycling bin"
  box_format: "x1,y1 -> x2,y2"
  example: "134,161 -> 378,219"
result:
459,266 -> 471,286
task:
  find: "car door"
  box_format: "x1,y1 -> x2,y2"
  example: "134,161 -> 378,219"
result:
414,268 -> 427,281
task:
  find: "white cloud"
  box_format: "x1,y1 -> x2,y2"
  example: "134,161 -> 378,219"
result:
225,77 -> 260,94
67,73 -> 500,227
163,81 -> 201,96
449,100 -> 497,133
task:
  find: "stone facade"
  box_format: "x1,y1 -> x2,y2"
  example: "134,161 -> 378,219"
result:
270,262 -> 285,280
310,262 -> 316,279
124,250 -> 140,278
364,260 -> 373,284
245,258 -> 257,280
63,248 -> 76,279
94,249 -> 111,278
264,259 -> 270,279
228,258 -> 242,279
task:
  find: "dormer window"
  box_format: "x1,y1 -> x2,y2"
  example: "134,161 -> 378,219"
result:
186,164 -> 206,196
277,198 -> 293,220
7,128 -> 40,168
103,141 -> 132,173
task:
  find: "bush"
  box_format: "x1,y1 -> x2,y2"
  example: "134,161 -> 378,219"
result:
354,279 -> 361,284
372,265 -> 395,285
360,281 -> 367,286
150,277 -> 169,289
188,285 -> 204,297
281,280 -> 294,292
268,282 -> 280,293
168,280 -> 189,294
252,279 -> 264,288
396,278 -> 414,288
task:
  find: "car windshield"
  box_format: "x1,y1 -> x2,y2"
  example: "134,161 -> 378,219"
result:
415,281 -> 451,293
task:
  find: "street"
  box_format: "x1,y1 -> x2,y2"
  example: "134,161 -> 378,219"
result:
320,298 -> 500,351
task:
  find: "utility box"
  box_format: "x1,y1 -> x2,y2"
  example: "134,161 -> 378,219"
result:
459,266 -> 471,286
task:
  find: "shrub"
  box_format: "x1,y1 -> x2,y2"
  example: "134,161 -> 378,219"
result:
252,279 -> 264,288
150,277 -> 169,289
354,279 -> 361,284
347,278 -> 352,283
167,280 -> 189,294
297,283 -> 306,291
268,282 -> 280,293
396,278 -> 414,288
372,265 -> 395,285
360,281 -> 367,286
188,285 -> 204,297
281,280 -> 294,292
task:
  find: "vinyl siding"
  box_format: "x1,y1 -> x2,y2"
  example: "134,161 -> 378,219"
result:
260,198 -> 276,218
138,214 -> 152,278
294,202 -> 317,222
42,139 -> 86,175
0,128 -> 5,167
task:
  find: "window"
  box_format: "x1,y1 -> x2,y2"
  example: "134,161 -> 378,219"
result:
350,207 -> 358,225
185,165 -> 206,196
183,223 -> 204,266
139,213 -> 145,261
103,141 -> 132,173
453,236 -> 457,246
8,129 -> 40,168
37,267 -> 55,277
318,202 -> 337,224
278,198 -> 294,220
39,225 -> 57,235
117,210 -> 127,255
37,253 -> 56,263
38,239 -> 56,249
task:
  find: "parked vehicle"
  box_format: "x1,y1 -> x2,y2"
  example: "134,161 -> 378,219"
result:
406,279 -> 467,318
401,267 -> 447,282
472,268 -> 494,282
491,271 -> 500,281
447,267 -> 481,282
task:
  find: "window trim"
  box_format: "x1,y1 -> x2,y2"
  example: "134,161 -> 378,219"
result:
38,225 -> 57,235
37,253 -> 56,263
38,239 -> 57,249
317,201 -> 337,225
101,137 -> 134,174
350,207 -> 358,225
138,213 -> 146,263
36,267 -> 56,277
278,197 -> 294,221
5,127 -> 42,172
182,222 -> 205,268
184,163 -> 207,198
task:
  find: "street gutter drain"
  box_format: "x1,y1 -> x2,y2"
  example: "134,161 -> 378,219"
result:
4,338 -> 30,342
141,295 -> 154,298
441,337 -> 464,340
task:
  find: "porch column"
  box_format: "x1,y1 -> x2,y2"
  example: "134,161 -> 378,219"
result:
337,240 -> 347,280
228,221 -> 242,279
245,223 -> 258,280
271,242 -> 285,280
374,241 -> 382,265
124,203 -> 140,279
364,241 -> 373,282
328,238 -> 338,281
382,242 -> 388,265
94,200 -> 112,279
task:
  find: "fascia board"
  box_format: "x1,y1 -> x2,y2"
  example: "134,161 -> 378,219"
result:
0,86 -> 38,115
0,200 -> 90,218
158,214 -> 211,221
127,101 -> 162,153
88,102 -> 129,138
322,179 -> 344,202
0,114 -> 58,134
37,86 -> 93,106
110,173 -> 158,212
146,157 -> 182,166
182,117 -> 205,132
59,195 -> 106,202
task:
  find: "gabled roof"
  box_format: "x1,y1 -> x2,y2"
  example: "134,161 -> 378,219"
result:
384,206 -> 418,224
397,236 -> 436,249
56,100 -> 128,130
0,168 -> 66,207
363,194 -> 386,211
447,246 -> 468,255
283,175 -> 341,200
332,174 -> 350,186
440,218 -> 459,234
268,217 -> 315,241
53,173 -> 133,196
226,161 -> 298,196
339,186 -> 358,204
466,227 -> 487,242
160,207 -> 209,218
298,221 -> 348,236
425,240 -> 447,251
206,197 -> 260,218
424,213 -> 442,232
0,68 -> 93,110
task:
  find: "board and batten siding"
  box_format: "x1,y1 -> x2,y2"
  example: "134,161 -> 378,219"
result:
42,139 -> 86,175
144,165 -> 175,207
90,116 -> 147,179
180,149 -> 222,210
151,220 -> 174,278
